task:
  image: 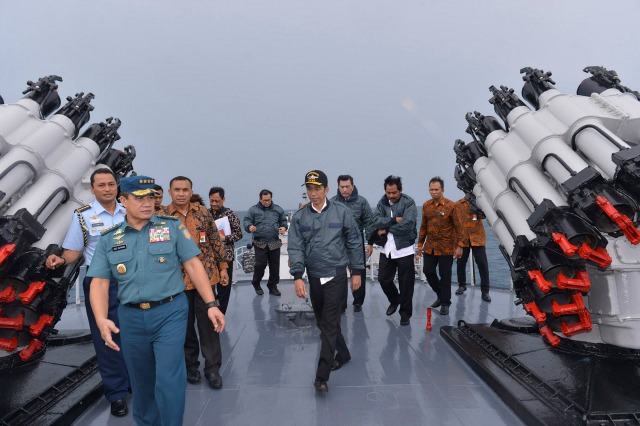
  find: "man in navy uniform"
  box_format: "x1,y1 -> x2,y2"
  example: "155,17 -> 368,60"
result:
289,170 -> 364,392
88,176 -> 226,426
46,168 -> 130,417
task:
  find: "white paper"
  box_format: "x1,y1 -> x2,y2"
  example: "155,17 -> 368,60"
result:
214,216 -> 231,236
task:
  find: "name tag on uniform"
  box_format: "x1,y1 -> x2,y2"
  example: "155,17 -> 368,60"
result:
199,231 -> 206,243
112,244 -> 127,251
150,226 -> 171,243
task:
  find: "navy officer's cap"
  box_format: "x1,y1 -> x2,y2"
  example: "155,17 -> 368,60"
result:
120,175 -> 158,197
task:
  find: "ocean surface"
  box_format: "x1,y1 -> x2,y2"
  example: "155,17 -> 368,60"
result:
234,210 -> 512,289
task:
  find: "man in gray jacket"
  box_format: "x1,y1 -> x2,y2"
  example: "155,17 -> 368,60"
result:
371,175 -> 418,326
243,189 -> 288,295
289,170 -> 364,392
330,174 -> 375,312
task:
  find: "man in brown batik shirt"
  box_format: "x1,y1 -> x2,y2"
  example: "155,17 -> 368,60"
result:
415,177 -> 463,315
160,176 -> 228,390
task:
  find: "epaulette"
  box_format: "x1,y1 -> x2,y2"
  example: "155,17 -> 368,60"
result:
74,205 -> 91,213
155,214 -> 180,221
101,224 -> 120,235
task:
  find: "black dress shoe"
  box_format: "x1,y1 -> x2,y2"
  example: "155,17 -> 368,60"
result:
430,298 -> 441,308
314,378 -> 328,392
455,286 -> 466,295
254,286 -> 264,295
111,399 -> 128,417
482,293 -> 492,302
353,304 -> 362,312
386,304 -> 398,316
268,287 -> 281,296
187,368 -> 201,384
440,305 -> 449,315
206,372 -> 223,389
400,318 -> 410,326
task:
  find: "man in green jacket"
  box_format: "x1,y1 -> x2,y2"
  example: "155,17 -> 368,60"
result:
330,174 -> 375,312
371,175 -> 418,326
289,170 -> 364,392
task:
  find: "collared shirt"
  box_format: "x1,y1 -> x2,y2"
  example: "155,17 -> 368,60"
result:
381,200 -> 414,259
62,199 -> 126,265
87,215 -> 201,305
210,206 -> 243,263
455,198 -> 486,247
417,197 -> 463,256
160,202 -> 228,290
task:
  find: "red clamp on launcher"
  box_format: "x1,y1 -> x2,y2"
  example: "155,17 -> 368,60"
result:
19,339 -> 43,361
556,270 -> 591,293
426,307 -> 432,331
595,196 -> 640,245
0,286 -> 16,303
527,270 -> 551,293
551,233 -> 578,257
19,281 -> 45,304
524,301 -> 546,324
0,243 -> 16,266
538,325 -> 560,347
30,314 -> 54,337
0,312 -> 25,331
577,244 -> 612,268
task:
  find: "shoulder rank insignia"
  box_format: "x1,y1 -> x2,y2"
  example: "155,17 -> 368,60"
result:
75,205 -> 91,213
155,214 -> 179,221
101,224 -> 120,236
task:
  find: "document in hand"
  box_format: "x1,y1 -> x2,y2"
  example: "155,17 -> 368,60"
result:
214,216 -> 231,238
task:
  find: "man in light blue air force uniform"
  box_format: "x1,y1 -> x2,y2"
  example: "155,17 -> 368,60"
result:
46,168 -> 130,417
88,176 -> 226,426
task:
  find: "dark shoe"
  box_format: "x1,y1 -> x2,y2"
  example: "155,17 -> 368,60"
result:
440,305 -> 449,315
386,304 -> 398,316
330,357 -> 351,371
187,368 -> 201,384
206,372 -> 223,389
110,399 -> 128,417
314,378 -> 328,392
430,298 -> 441,308
353,304 -> 362,312
455,286 -> 467,295
400,318 -> 410,326
268,287 -> 281,296
254,286 -> 264,295
482,293 -> 492,302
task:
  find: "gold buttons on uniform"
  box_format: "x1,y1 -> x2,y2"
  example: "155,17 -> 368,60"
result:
117,264 -> 127,274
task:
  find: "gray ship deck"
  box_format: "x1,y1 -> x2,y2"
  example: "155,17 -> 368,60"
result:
64,277 -> 523,426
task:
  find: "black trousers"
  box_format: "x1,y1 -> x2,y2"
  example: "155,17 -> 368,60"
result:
423,253 -> 454,306
184,288 -> 222,377
215,267 -> 232,314
252,245 -> 280,289
456,246 -> 490,293
309,275 -> 350,381
83,276 -> 130,402
378,253 -> 415,320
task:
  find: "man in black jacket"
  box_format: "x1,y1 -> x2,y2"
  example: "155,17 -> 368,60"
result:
371,175 -> 418,326
289,170 -> 364,392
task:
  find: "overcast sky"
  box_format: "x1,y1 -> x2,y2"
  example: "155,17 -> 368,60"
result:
2,0 -> 640,210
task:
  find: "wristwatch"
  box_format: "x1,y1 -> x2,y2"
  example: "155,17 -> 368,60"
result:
205,300 -> 220,309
